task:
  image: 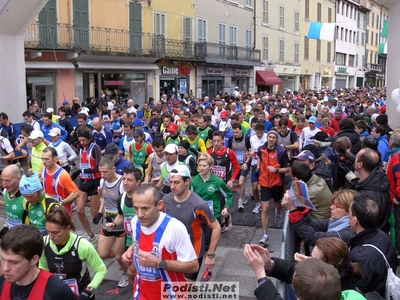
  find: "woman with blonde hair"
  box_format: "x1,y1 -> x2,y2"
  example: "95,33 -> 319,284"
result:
283,189 -> 358,246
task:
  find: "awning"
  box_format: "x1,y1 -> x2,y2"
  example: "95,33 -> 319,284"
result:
256,70 -> 282,85
25,61 -> 75,69
76,62 -> 159,70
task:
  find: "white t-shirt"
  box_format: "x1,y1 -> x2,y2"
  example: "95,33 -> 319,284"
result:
299,127 -> 321,150
250,133 -> 268,165
48,141 -> 77,166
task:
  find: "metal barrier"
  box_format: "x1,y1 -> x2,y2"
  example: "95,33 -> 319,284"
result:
276,210 -> 296,299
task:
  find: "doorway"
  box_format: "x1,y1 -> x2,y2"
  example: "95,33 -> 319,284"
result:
32,83 -> 55,112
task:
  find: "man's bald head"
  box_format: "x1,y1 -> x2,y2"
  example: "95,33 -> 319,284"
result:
2,165 -> 23,179
356,148 -> 380,173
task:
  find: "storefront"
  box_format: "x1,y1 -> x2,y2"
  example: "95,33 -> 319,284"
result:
196,66 -> 253,99
76,60 -> 158,108
159,65 -> 191,99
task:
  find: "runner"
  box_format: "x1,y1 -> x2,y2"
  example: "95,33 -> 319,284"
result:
121,184 -> 198,299
39,207 -> 107,298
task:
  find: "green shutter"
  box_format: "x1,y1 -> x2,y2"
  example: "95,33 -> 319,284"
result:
38,0 -> 57,48
73,0 -> 89,50
381,20 -> 388,38
129,2 -> 142,53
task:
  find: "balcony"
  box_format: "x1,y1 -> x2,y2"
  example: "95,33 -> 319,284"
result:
24,22 -> 260,64
366,63 -> 382,72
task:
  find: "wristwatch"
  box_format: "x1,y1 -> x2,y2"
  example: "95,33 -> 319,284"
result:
207,253 -> 215,259
159,259 -> 167,270
275,168 -> 279,173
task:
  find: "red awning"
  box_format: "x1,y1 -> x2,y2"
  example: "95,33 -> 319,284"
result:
256,70 -> 282,85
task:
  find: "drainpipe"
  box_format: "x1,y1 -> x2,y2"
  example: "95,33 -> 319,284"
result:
253,2 -> 256,51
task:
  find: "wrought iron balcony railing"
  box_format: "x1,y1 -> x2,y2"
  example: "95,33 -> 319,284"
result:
24,22 -> 261,63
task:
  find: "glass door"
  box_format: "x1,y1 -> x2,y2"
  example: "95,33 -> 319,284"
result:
32,83 -> 55,113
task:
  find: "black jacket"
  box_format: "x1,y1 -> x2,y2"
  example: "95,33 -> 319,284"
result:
349,228 -> 397,297
292,213 -> 354,246
354,167 -> 390,233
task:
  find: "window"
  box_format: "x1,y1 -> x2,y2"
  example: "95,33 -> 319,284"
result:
336,52 -> 346,65
370,51 -> 373,64
328,7 -> 332,23
304,36 -> 309,60
279,39 -> 284,62
154,12 -> 166,36
348,54 -> 355,67
356,31 -> 359,44
356,54 -> 359,67
279,6 -> 285,28
353,32 -> 356,44
366,50 -> 369,63
263,0 -> 269,23
341,27 -> 344,41
295,42 -> 299,64
198,18 -> 207,42
295,11 -> 300,32
361,32 -> 365,45
218,23 -> 226,45
365,29 -> 368,44
372,13 -> 375,27
362,54 -> 365,67
262,36 -> 268,61
377,15 -> 379,28
183,17 -> 192,42
337,0 -> 340,14
316,40 -> 321,61
345,29 -> 348,42
245,29 -> 252,48
305,0 -> 309,19
229,26 -> 238,59
245,29 -> 252,59
317,3 -> 321,22
370,31 -> 373,45
376,33 -> 378,46
230,26 -> 237,46
357,12 -> 360,28
245,0 -> 252,7
327,42 -> 331,63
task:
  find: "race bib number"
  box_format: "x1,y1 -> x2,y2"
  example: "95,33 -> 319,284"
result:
205,200 -> 214,215
212,165 -> 226,180
124,217 -> 133,235
63,278 -> 79,297
236,152 -> 245,164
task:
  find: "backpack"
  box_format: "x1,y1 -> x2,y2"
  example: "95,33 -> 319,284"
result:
362,244 -> 400,300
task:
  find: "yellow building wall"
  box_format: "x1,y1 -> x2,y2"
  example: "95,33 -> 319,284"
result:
90,0 -> 128,30
143,0 -> 195,38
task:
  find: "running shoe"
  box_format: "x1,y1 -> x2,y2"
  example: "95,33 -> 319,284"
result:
224,215 -> 232,232
252,203 -> 261,214
117,272 -> 130,288
85,234 -> 96,243
259,236 -> 269,247
243,192 -> 250,205
238,199 -> 244,212
200,269 -> 213,282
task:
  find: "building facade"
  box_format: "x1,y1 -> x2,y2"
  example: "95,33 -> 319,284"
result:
300,0 -> 336,91
355,2 -> 369,87
194,0 -> 260,99
363,0 -> 388,87
334,0 -> 360,89
255,0 -> 301,93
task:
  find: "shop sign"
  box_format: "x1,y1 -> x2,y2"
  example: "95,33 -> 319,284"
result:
234,69 -> 249,76
104,81 -> 126,85
161,66 -> 191,76
206,68 -> 223,75
338,67 -> 347,73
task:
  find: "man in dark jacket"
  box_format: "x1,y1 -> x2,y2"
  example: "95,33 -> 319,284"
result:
353,148 -> 390,233
331,118 -> 362,155
348,194 -> 397,297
